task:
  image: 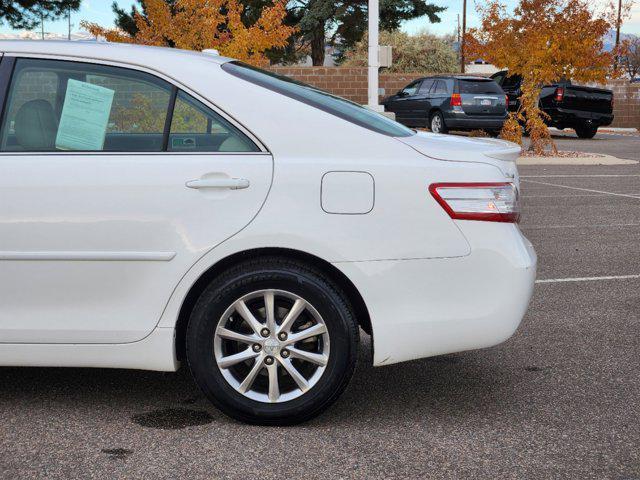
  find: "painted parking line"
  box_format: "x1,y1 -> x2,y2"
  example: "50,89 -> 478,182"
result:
521,179 -> 640,199
522,223 -> 640,230
536,274 -> 640,284
521,174 -> 640,178
523,193 -> 640,198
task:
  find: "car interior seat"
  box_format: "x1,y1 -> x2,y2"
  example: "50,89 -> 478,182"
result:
14,99 -> 58,150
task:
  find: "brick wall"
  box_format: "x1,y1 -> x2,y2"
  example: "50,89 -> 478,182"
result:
605,80 -> 640,129
269,66 -> 640,129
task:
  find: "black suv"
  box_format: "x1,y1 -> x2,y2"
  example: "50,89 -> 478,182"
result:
382,76 -> 508,135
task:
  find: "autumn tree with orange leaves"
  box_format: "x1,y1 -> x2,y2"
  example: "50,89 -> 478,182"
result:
81,0 -> 295,67
465,0 -> 629,154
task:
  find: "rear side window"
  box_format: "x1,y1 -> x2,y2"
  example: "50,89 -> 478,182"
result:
0,58 -> 259,153
0,58 -> 172,151
458,79 -> 503,94
221,61 -> 414,138
432,80 -> 448,94
169,91 -> 257,152
418,79 -> 434,94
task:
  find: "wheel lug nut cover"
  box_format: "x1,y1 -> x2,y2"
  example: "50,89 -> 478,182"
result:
281,349 -> 289,358
278,332 -> 287,341
260,328 -> 270,337
264,356 -> 274,365
252,344 -> 261,352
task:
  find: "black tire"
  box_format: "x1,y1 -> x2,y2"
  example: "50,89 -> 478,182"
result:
186,256 -> 359,425
575,125 -> 598,139
429,111 -> 448,134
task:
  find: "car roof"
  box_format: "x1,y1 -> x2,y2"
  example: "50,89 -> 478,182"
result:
453,76 -> 493,81
416,75 -> 492,82
0,40 -> 232,71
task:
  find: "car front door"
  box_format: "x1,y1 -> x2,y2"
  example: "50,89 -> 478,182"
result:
0,56 -> 272,344
388,80 -> 422,125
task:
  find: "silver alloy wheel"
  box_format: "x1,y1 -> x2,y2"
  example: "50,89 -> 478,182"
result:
431,114 -> 442,133
214,289 -> 330,403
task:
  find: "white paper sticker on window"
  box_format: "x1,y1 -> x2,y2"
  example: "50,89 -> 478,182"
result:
55,79 -> 115,151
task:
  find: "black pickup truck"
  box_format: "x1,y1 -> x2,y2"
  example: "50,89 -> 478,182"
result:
491,71 -> 614,139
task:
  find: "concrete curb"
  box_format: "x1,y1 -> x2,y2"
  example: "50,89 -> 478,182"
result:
518,154 -> 638,165
549,127 -> 638,134
598,128 -> 639,134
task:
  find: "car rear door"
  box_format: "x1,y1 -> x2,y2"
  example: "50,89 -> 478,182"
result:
457,78 -> 507,116
408,79 -> 435,126
0,56 -> 272,344
429,79 -> 451,111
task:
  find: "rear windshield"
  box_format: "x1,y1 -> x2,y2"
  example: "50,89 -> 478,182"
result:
458,79 -> 503,94
221,61 -> 414,138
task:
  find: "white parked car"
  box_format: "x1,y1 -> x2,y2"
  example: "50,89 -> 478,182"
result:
0,41 -> 536,425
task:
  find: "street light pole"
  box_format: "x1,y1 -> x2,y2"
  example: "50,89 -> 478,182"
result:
368,0 -> 380,110
460,0 -> 467,73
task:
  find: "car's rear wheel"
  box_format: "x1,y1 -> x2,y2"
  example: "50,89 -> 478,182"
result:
430,111 -> 448,134
575,124 -> 598,139
186,257 -> 359,425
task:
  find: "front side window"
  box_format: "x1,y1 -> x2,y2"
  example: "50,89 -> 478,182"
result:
401,81 -> 421,96
221,61 -> 414,138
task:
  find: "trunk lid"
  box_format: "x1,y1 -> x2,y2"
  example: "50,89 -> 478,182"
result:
397,131 -> 521,184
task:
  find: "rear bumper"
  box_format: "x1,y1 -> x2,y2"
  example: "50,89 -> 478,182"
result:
544,108 -> 614,127
445,115 -> 508,130
335,222 -> 536,366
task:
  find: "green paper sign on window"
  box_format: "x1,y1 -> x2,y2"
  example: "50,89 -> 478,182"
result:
55,79 -> 115,151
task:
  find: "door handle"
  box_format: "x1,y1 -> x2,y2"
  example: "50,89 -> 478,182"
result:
186,178 -> 250,190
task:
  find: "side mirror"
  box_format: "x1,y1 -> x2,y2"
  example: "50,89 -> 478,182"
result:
398,90 -> 408,97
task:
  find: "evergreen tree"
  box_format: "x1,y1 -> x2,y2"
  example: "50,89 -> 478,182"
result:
111,0 -> 445,65
0,0 -> 81,30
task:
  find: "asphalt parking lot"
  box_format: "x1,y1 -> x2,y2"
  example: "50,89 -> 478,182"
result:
1,159 -> 639,479
524,129 -> 640,160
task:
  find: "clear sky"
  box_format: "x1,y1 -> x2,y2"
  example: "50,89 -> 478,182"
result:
403,0 -> 640,36
0,0 -> 638,37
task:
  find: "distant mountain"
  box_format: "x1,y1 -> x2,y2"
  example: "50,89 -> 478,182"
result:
0,31 -> 95,41
603,29 -> 637,51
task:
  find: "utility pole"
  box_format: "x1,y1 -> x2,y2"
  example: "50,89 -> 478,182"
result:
614,0 -> 623,69
68,7 -> 72,40
615,0 -> 622,49
460,0 -> 467,73
457,14 -> 460,44
40,12 -> 45,40
367,0 -> 381,111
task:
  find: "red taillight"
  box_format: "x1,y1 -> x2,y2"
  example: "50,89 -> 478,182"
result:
505,94 -> 509,105
429,182 -> 520,223
554,87 -> 564,102
450,93 -> 462,107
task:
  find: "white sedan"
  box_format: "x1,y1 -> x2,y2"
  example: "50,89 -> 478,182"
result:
0,41 -> 536,425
